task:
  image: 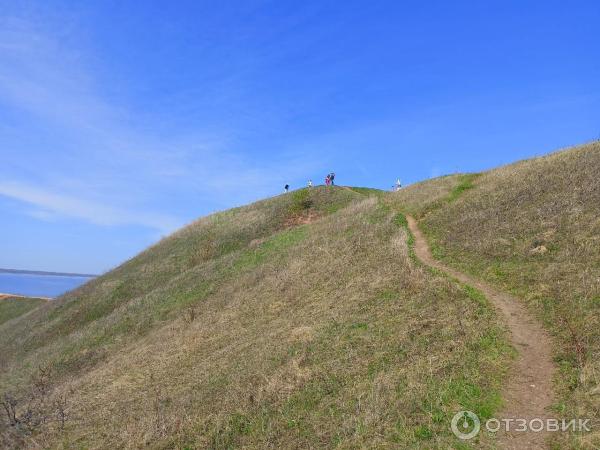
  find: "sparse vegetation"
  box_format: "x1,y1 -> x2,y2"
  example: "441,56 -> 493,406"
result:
394,141 -> 600,448
0,365 -> 72,448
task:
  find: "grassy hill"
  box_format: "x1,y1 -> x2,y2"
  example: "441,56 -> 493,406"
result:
1,142 -> 597,449
392,141 -> 600,448
0,186 -> 511,449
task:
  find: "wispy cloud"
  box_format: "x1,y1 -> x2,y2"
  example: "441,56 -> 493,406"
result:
0,181 -> 180,232
0,14 -> 322,232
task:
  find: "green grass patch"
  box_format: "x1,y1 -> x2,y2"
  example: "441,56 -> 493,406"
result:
349,322 -> 368,330
288,188 -> 313,214
283,375 -> 344,416
447,173 -> 481,203
348,187 -> 385,197
154,281 -> 212,320
234,225 -> 308,270
376,289 -> 399,302
414,424 -> 433,440
82,280 -> 137,324
324,203 -> 343,214
462,284 -> 488,308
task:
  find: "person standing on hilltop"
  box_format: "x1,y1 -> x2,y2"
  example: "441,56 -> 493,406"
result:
329,172 -> 335,186
307,179 -> 313,188
284,184 -> 289,193
325,174 -> 331,186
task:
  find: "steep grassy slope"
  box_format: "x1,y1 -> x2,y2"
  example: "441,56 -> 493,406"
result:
0,188 -> 362,387
0,296 -> 46,326
393,142 -> 600,448
0,187 -> 512,449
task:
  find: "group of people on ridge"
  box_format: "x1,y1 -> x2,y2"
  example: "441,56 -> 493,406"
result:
285,174 -> 402,193
284,173 -> 335,192
324,172 -> 335,186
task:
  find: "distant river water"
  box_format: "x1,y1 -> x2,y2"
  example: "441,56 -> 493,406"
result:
0,273 -> 94,298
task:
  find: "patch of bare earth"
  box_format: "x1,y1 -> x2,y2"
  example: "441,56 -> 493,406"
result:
407,215 -> 555,450
283,210 -> 320,227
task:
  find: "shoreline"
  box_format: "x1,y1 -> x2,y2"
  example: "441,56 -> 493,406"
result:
0,268 -> 96,278
0,293 -> 53,301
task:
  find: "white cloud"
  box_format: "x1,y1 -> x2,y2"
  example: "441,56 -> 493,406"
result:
0,181 -> 180,232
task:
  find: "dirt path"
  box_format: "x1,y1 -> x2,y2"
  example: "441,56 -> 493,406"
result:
406,215 -> 556,449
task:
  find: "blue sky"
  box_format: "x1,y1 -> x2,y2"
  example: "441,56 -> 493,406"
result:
1,0 -> 598,274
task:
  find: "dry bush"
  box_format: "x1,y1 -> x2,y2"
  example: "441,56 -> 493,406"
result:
0,365 -> 72,448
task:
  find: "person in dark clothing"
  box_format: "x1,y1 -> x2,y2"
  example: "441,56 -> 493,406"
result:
284,184 -> 289,193
329,172 -> 335,186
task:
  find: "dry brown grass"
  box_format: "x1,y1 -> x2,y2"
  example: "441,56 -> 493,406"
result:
0,296 -> 46,326
407,142 -> 600,448
388,174 -> 467,218
0,187 -> 511,449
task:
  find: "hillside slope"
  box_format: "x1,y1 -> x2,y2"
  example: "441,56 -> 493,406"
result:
393,141 -> 600,448
0,296 -> 47,326
0,187 -> 511,449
